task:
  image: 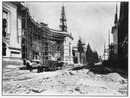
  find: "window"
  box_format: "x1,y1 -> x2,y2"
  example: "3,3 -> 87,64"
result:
11,51 -> 20,54
57,46 -> 60,51
57,41 -> 60,45
3,10 -> 8,38
45,52 -> 48,55
3,19 -> 7,37
2,42 -> 6,56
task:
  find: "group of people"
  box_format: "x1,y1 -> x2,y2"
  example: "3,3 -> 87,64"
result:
26,59 -> 47,73
25,59 -> 64,73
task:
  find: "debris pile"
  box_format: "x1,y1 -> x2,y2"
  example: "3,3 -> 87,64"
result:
2,66 -> 128,96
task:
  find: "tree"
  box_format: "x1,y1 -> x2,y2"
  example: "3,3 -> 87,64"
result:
86,43 -> 92,63
77,38 -> 84,63
86,43 -> 99,64
86,43 -> 92,55
92,51 -> 99,63
77,39 -> 84,53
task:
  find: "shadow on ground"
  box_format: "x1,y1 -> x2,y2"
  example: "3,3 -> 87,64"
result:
19,63 -> 128,79
19,66 -> 58,72
71,64 -> 128,79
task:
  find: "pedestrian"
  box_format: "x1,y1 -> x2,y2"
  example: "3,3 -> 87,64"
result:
26,59 -> 32,71
37,61 -> 43,73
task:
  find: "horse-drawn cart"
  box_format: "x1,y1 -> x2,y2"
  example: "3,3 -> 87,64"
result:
26,59 -> 64,73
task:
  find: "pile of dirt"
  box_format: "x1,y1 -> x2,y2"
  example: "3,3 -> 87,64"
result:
2,65 -> 128,96
99,73 -> 126,82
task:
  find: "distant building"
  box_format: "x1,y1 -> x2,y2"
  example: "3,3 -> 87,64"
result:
111,4 -> 118,59
72,46 -> 80,64
111,2 -> 128,60
111,2 -> 128,69
72,38 -> 86,64
118,2 -> 128,61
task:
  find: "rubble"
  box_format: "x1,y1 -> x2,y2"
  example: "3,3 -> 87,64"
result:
2,66 -> 128,96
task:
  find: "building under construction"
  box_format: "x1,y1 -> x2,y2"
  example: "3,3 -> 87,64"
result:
2,2 -> 73,66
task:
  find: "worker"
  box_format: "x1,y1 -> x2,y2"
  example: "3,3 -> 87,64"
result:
37,61 -> 43,73
26,59 -> 32,71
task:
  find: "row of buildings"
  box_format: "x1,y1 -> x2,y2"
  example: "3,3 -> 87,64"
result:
109,2 -> 128,69
72,38 -> 99,65
2,2 -> 74,66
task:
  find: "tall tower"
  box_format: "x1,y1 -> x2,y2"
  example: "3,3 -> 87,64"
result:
108,29 -> 110,46
114,4 -> 118,24
59,5 -> 67,32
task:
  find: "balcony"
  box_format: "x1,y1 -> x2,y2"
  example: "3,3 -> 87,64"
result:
3,33 -> 10,42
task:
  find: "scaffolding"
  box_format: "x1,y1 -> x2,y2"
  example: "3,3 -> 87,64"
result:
21,7 -> 67,64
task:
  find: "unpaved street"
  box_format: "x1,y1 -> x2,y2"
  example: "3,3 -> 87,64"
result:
2,65 -> 128,96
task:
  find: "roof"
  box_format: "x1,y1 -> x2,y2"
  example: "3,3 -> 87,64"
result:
10,2 -> 74,40
49,29 -> 74,40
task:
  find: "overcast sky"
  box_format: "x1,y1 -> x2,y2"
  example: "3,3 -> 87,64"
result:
27,1 -> 120,56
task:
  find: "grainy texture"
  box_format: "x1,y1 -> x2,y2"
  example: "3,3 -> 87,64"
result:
2,65 -> 127,96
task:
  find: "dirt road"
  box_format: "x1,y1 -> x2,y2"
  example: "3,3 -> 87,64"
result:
2,65 -> 128,96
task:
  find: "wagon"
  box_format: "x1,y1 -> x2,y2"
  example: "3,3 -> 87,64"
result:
26,59 -> 64,73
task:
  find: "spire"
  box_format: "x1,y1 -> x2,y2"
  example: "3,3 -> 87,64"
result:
114,3 -> 118,24
79,35 -> 81,40
108,29 -> 110,46
104,42 -> 105,50
87,43 -> 90,48
104,41 -> 106,60
59,5 -> 67,32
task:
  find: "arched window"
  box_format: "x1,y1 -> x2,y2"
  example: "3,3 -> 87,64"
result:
2,42 -> 6,56
3,18 -> 7,37
3,10 -> 8,38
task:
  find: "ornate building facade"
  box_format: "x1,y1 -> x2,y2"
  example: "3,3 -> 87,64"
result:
3,2 -> 23,65
2,2 -> 73,66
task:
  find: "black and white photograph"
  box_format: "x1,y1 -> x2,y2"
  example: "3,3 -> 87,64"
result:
2,0 -> 128,96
